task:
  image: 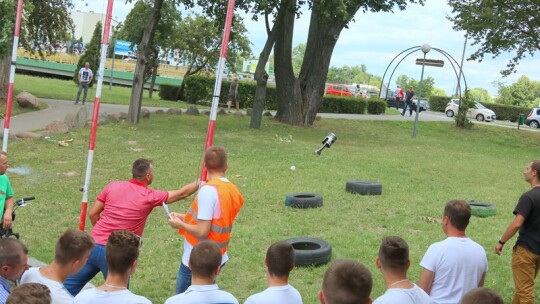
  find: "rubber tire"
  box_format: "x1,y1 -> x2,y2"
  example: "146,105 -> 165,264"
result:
476,114 -> 485,122
285,237 -> 332,267
530,120 -> 539,128
346,180 -> 382,195
285,193 -> 323,209
468,201 -> 496,218
446,110 -> 454,118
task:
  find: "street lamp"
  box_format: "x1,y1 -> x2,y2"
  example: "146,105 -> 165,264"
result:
412,44 -> 431,137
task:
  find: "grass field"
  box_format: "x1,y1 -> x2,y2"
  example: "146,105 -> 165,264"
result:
4,108 -> 539,303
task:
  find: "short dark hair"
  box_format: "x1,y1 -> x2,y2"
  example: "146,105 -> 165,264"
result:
322,259 -> 372,304
378,236 -> 408,272
266,241 -> 295,277
189,240 -> 222,278
7,283 -> 51,304
55,229 -> 94,266
106,230 -> 140,274
132,158 -> 152,179
461,287 -> 503,304
531,160 -> 540,181
204,146 -> 227,172
444,200 -> 471,231
0,238 -> 28,266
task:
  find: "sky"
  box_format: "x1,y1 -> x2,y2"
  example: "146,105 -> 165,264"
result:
73,0 -> 540,96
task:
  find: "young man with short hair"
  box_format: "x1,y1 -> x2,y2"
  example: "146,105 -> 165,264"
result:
74,230 -> 150,304
245,241 -> 303,304
169,146 -> 244,294
164,240 -> 238,304
460,287 -> 503,304
318,259 -> 372,304
0,238 -> 28,304
374,236 -> 430,304
21,229 -> 95,304
6,283 -> 51,304
418,200 -> 488,304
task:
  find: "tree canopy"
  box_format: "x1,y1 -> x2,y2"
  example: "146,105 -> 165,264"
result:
494,76 -> 540,107
448,0 -> 540,76
396,74 -> 435,98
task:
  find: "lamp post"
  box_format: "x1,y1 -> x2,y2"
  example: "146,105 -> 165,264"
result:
413,44 -> 431,138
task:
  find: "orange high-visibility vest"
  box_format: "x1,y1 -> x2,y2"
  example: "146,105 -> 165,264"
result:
179,178 -> 244,254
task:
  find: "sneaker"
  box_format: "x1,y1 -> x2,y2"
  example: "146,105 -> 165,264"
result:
74,101 -> 79,105
401,113 -> 404,116
82,101 -> 85,105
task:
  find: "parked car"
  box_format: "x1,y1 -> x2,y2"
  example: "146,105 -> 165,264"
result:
525,107 -> 540,128
325,85 -> 353,97
386,97 -> 429,112
445,102 -> 496,122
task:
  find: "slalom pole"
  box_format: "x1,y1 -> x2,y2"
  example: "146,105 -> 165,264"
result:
79,0 -> 114,231
200,0 -> 236,181
2,0 -> 24,152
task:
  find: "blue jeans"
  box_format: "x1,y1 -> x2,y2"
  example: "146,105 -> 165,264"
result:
64,244 -> 108,296
402,100 -> 413,116
175,262 -> 192,294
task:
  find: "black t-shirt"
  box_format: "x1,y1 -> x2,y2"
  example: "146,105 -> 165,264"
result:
515,186 -> 540,254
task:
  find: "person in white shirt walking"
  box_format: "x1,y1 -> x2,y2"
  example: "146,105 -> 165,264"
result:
245,241 -> 303,304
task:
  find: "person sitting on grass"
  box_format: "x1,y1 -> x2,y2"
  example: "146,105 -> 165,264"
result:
164,240 -> 238,304
0,238 -> 29,304
6,283 -> 51,304
74,230 -> 150,304
373,236 -> 431,304
318,259 -> 372,304
20,229 -> 95,304
245,241 -> 303,304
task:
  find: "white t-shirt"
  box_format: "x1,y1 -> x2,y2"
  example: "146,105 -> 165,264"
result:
420,237 -> 488,304
74,288 -> 151,304
78,67 -> 93,83
373,284 -> 432,304
20,267 -> 74,304
245,284 -> 303,304
164,284 -> 238,304
181,178 -> 230,267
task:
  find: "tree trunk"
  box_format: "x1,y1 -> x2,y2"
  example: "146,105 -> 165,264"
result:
274,0 -> 303,125
249,13 -> 278,129
297,4 -> 348,125
128,0 -> 163,124
0,55 -> 10,103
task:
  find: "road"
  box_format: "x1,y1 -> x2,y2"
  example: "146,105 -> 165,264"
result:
1,98 -> 537,133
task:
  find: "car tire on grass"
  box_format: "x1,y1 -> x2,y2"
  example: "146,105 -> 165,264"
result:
285,193 -> 323,208
476,114 -> 485,122
446,110 -> 454,118
345,180 -> 382,195
285,237 -> 332,267
468,201 -> 496,218
530,120 -> 539,129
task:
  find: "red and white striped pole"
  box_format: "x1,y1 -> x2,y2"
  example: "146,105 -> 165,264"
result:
2,0 -> 24,152
201,0 -> 235,181
79,0 -> 114,231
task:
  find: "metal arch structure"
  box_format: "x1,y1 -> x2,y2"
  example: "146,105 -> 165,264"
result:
379,46 -> 469,102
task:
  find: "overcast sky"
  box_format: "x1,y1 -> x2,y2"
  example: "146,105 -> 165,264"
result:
73,0 -> 539,96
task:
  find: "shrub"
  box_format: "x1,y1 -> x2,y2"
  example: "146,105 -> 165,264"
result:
320,96 -> 366,114
429,95 -> 451,112
478,102 -> 532,122
367,97 -> 386,114
159,84 -> 181,101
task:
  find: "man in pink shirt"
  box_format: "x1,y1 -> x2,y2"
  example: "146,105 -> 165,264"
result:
64,158 -> 198,296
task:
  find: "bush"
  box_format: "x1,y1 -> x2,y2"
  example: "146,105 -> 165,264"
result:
367,97 -> 386,114
319,96 -> 366,114
478,102 -> 532,122
429,96 -> 451,112
159,84 -> 181,101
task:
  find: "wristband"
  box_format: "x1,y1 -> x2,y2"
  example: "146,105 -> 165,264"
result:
498,240 -> 505,245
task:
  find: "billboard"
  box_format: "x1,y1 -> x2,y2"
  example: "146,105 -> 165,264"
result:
114,40 -> 137,57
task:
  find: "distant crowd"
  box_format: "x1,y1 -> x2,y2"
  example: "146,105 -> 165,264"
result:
0,147 -> 538,304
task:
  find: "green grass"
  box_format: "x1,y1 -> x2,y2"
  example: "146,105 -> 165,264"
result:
5,101 -> 540,303
13,74 -> 189,108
